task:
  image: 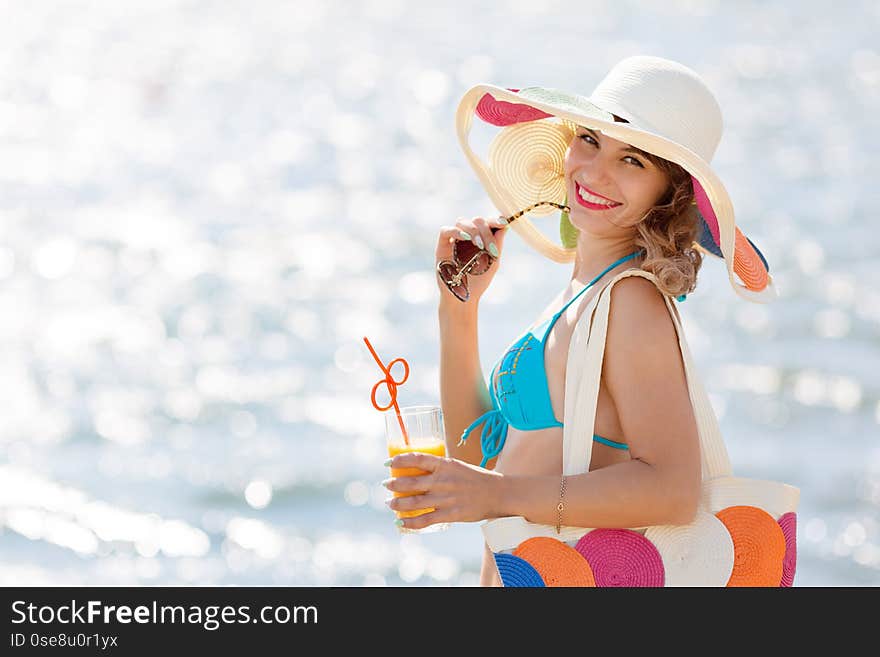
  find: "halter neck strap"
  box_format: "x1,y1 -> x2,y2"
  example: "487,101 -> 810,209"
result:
555,250 -> 641,318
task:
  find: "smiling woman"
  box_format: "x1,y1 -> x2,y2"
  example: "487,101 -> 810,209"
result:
383,56 -> 797,588
565,123 -> 703,300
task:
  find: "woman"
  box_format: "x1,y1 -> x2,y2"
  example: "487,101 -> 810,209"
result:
383,56 -> 775,586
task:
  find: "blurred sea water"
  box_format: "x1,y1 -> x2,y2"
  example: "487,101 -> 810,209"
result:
0,0 -> 878,586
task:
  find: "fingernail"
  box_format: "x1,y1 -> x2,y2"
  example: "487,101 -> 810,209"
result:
488,243 -> 499,258
474,235 -> 484,250
394,519 -> 404,527
458,230 -> 471,241
383,458 -> 392,467
497,215 -> 508,225
381,478 -> 392,488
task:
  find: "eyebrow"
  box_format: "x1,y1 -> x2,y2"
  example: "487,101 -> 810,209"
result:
580,127 -> 651,160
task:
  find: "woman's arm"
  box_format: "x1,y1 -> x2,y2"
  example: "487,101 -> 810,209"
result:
434,215 -> 510,468
388,276 -> 702,529
438,299 -> 493,466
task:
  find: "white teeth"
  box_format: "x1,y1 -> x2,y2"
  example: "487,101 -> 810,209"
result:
577,185 -> 618,206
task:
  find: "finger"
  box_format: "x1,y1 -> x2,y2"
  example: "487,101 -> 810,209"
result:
436,225 -> 460,253
451,216 -> 506,237
473,217 -> 503,259
386,492 -> 437,513
395,508 -> 447,532
468,216 -> 491,253
388,452 -> 445,473
489,215 -> 510,238
383,473 -> 431,494
437,225 -> 454,241
487,216 -> 511,256
453,218 -> 478,244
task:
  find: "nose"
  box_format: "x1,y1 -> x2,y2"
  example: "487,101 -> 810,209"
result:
575,156 -> 615,187
568,143 -> 607,174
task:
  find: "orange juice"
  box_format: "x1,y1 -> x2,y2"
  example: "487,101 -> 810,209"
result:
387,438 -> 446,518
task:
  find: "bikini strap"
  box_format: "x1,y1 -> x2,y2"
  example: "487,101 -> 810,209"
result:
555,250 -> 641,317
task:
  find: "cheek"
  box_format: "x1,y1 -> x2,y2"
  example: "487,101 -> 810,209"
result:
563,148 -> 576,175
631,187 -> 657,209
563,142 -> 592,171
646,178 -> 671,208
623,174 -> 668,207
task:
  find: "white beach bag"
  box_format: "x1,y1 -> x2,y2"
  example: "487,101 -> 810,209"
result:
483,269 -> 799,587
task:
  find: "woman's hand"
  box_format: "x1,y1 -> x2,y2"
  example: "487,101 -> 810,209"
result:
383,452 -> 505,531
435,215 -> 510,305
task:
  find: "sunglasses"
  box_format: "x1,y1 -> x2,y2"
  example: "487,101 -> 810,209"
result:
436,201 -> 570,302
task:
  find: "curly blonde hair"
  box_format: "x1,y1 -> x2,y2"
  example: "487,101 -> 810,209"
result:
632,153 -> 704,299
604,114 -> 703,298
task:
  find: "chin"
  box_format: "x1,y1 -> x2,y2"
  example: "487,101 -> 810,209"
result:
568,211 -> 611,235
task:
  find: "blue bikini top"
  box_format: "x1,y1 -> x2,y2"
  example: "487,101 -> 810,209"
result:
460,251 -> 641,467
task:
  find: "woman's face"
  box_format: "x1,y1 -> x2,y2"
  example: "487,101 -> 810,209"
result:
563,126 -> 669,234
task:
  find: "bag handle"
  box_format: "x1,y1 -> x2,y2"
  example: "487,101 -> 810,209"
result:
562,269 -> 732,481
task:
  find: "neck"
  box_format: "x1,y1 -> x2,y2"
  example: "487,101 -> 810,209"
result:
571,235 -> 643,285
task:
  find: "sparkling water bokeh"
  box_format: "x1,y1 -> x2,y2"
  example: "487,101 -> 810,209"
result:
1,0 -> 878,586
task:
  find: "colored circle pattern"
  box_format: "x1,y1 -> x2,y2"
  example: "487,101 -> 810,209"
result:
575,529 -> 665,587
493,553 -> 545,587
513,537 -> 596,587
691,175 -> 769,292
716,506 -> 786,587
644,511 -> 734,587
476,90 -> 553,127
733,227 -> 770,292
496,505 -> 794,587
778,512 -> 797,587
488,122 -> 570,214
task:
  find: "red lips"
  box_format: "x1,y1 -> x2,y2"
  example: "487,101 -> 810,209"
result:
576,181 -> 620,204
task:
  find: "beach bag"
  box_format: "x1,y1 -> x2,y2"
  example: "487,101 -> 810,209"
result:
483,269 -> 799,587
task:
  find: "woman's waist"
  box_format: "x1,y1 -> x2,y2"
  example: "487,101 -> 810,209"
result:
492,425 -> 563,475
493,425 -> 632,474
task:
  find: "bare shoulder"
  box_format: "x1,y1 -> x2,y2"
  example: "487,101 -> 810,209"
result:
602,273 -> 701,522
602,274 -> 687,423
605,275 -> 677,349
602,273 -> 696,462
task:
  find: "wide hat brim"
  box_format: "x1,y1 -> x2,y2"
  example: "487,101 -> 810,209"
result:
455,84 -> 776,303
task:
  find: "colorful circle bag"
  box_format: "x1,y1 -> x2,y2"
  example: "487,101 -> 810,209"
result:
482,270 -> 800,587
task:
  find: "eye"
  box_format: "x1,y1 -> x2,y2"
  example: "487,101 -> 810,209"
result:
578,132 -> 645,168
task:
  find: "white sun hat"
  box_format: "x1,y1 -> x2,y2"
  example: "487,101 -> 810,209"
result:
454,55 -> 776,303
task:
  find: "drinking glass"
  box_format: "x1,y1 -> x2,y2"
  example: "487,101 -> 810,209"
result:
385,405 -> 449,534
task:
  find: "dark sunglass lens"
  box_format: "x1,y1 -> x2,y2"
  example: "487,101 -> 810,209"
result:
467,252 -> 493,275
437,262 -> 469,301
453,239 -> 480,265
453,240 -> 494,276
437,261 -> 458,284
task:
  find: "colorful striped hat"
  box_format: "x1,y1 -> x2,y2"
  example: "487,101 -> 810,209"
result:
454,55 -> 776,303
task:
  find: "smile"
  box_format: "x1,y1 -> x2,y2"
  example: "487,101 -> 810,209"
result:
575,182 -> 622,210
